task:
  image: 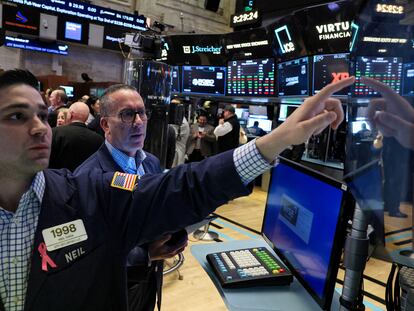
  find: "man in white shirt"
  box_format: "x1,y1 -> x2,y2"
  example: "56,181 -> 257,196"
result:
214,105 -> 240,153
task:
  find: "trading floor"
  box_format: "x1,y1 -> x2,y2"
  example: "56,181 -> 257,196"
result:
161,187 -> 412,311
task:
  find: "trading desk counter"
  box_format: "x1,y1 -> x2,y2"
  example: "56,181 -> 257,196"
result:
191,239 -> 340,311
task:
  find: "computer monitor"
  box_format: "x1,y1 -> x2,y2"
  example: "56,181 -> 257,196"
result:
59,85 -> 74,98
402,62 -> 414,96
247,117 -> 272,132
312,53 -> 350,95
182,66 -> 226,95
235,108 -> 249,120
227,58 -> 275,96
351,56 -> 403,97
171,66 -> 180,93
278,104 -> 299,122
65,21 -> 82,41
277,57 -> 309,96
262,158 -> 352,310
351,120 -> 371,134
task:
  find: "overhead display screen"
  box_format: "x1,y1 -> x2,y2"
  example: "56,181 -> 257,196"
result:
227,58 -> 275,96
5,35 -> 69,55
103,25 -> 129,51
277,57 -> 309,97
5,0 -> 147,31
57,17 -> 88,44
182,66 -> 226,95
3,4 -> 40,36
224,28 -> 271,60
267,15 -> 307,62
402,63 -> 414,96
312,53 -> 350,95
165,34 -> 225,66
294,1 -> 359,55
65,21 -> 82,40
352,56 -> 402,97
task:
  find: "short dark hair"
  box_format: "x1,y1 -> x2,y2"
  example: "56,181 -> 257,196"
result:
0,69 -> 39,91
85,95 -> 98,115
100,84 -> 137,116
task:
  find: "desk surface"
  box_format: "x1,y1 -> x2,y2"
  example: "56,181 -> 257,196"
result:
191,239 -> 340,311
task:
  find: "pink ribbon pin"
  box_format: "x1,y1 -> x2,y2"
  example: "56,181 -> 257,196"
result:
38,242 -> 57,272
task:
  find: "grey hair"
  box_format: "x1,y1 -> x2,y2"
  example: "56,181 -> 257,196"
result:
99,84 -> 137,116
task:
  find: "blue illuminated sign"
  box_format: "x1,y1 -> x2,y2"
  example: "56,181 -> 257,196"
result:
5,35 -> 69,55
5,0 -> 147,31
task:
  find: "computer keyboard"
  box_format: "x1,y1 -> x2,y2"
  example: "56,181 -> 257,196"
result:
206,247 -> 293,288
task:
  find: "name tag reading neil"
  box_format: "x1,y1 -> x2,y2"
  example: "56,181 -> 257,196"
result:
42,219 -> 88,251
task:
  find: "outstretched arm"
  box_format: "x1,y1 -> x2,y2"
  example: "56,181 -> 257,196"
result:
257,76 -> 355,161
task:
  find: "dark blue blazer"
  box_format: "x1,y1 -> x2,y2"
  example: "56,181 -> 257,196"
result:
75,144 -> 163,310
17,149 -> 249,311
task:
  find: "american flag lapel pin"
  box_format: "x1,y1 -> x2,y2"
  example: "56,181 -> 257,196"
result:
110,172 -> 138,191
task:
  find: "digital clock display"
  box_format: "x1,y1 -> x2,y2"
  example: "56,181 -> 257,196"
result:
230,10 -> 259,27
376,4 -> 404,14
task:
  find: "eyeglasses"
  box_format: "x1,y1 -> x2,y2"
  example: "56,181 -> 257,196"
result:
109,108 -> 149,123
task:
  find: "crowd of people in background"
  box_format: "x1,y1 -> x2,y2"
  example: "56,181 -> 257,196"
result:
43,85 -> 260,172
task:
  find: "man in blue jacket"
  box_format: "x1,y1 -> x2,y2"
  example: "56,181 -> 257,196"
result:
0,69 -> 353,311
75,84 -> 187,311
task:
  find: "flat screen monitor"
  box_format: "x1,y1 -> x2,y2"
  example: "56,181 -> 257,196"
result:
171,66 -> 180,93
277,57 -> 309,96
249,105 -> 267,116
58,17 -> 88,44
103,25 -> 129,52
182,66 -> 226,95
247,116 -> 272,132
402,62 -> 414,96
352,56 -> 403,97
312,53 -> 350,95
65,21 -> 82,41
59,85 -> 74,98
227,58 -> 275,96
235,108 -> 249,120
3,4 -> 40,36
278,104 -> 299,122
351,120 -> 371,134
262,158 -> 351,310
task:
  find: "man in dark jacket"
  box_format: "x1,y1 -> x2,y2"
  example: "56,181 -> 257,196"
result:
49,101 -> 104,171
214,105 -> 240,153
75,84 -> 186,311
0,69 -> 353,311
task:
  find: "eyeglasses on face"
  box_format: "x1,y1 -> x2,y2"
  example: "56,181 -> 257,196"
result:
109,108 -> 150,123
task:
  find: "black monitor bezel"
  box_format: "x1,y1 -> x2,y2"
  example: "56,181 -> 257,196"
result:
311,52 -> 350,96
277,56 -> 310,97
181,65 -> 226,96
349,55 -> 404,98
226,57 -> 276,97
261,157 -> 353,310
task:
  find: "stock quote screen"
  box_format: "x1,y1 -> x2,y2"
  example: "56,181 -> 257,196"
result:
182,66 -> 226,95
277,57 -> 309,96
227,58 -> 275,96
353,56 -> 402,97
313,53 -> 350,95
402,63 -> 414,96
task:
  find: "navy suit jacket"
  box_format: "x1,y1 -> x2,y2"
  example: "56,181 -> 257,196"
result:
75,144 -> 162,265
11,150 -> 249,311
75,144 -> 164,311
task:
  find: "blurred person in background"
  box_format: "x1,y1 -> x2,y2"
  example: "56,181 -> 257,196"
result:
85,96 -> 101,125
56,108 -> 69,127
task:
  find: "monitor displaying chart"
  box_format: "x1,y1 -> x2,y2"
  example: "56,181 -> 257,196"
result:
227,58 -> 275,96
